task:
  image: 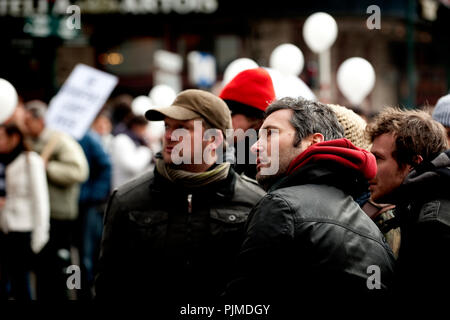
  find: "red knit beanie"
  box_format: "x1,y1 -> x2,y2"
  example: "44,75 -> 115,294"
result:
219,68 -> 275,113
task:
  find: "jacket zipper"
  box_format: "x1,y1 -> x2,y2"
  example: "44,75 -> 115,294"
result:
187,194 -> 193,214
186,193 -> 193,268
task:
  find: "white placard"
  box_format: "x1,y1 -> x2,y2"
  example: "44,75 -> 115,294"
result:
46,64 -> 118,140
187,51 -> 216,88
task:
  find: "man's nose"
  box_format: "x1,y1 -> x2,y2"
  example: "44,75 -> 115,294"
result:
251,139 -> 261,154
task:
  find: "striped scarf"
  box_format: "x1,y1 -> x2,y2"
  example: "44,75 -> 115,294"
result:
156,159 -> 231,188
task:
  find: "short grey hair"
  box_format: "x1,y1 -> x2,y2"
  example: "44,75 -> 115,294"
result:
266,97 -> 344,146
25,100 -> 47,119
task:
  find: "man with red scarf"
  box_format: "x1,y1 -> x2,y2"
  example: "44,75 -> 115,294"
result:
226,97 -> 395,308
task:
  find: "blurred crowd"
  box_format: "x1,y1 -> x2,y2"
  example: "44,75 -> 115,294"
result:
0,93 -> 160,300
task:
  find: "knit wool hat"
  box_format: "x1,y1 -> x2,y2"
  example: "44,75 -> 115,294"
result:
145,89 -> 232,135
432,93 -> 450,128
219,68 -> 275,119
328,104 -> 371,151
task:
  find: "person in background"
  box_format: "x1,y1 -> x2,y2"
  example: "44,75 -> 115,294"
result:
109,94 -> 134,136
76,127 -> 112,300
328,104 -> 371,151
219,68 -> 276,179
0,124 -> 49,300
23,100 -> 88,300
5,96 -> 26,133
110,115 -> 153,189
329,104 -> 401,258
366,107 -> 449,299
432,93 -> 450,146
91,110 -> 114,154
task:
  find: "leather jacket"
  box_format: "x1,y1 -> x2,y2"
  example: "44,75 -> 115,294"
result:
95,167 -> 265,301
226,161 -> 396,301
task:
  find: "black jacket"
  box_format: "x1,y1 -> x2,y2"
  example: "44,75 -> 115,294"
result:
226,161 -> 396,302
392,150 -> 450,297
95,167 -> 265,301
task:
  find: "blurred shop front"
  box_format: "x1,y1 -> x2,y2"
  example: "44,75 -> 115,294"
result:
1,0 -> 449,112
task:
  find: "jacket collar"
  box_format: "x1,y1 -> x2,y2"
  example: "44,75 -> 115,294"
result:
269,160 -> 370,200
268,139 -> 375,197
148,165 -> 237,201
393,150 -> 450,205
286,138 -> 376,180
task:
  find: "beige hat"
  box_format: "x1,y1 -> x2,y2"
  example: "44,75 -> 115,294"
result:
145,89 -> 232,135
328,104 -> 371,151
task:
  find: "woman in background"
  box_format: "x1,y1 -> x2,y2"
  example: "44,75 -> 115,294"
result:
0,124 -> 49,300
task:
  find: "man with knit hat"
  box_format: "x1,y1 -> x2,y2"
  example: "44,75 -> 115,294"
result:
226,97 -> 395,308
96,89 -> 265,303
219,68 -> 275,179
432,93 -> 450,146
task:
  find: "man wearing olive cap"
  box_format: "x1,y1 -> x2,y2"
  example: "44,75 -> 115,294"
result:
95,89 -> 265,302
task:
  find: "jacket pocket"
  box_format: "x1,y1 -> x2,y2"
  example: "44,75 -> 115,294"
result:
127,210 -> 168,249
209,206 -> 249,238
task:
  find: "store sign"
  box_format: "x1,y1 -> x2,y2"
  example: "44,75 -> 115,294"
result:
23,13 -> 80,39
46,64 -> 118,139
0,0 -> 219,16
188,51 -> 216,88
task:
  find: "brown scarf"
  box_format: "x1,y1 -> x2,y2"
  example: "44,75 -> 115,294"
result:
155,159 -> 231,188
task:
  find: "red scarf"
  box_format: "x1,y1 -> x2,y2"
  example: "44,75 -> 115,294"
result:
286,138 -> 376,180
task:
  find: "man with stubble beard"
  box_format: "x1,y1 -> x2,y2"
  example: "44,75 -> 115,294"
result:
96,89 -> 265,305
226,97 -> 395,310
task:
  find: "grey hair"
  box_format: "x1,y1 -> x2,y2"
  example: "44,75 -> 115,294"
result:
265,97 -> 344,146
25,100 -> 47,119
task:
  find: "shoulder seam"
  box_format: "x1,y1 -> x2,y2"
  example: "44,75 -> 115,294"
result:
269,190 -> 389,249
264,193 -> 298,231
116,172 -> 154,197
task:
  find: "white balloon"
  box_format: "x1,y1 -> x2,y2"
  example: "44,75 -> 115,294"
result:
337,57 -> 376,106
0,78 -> 18,124
270,43 -> 304,76
222,58 -> 258,85
149,84 -> 176,108
303,12 -> 338,53
132,95 -> 152,116
265,68 -> 316,101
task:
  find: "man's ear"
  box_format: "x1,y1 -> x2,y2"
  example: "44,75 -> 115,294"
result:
304,133 -> 324,149
311,133 -> 324,145
408,155 -> 424,172
413,155 -> 423,166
